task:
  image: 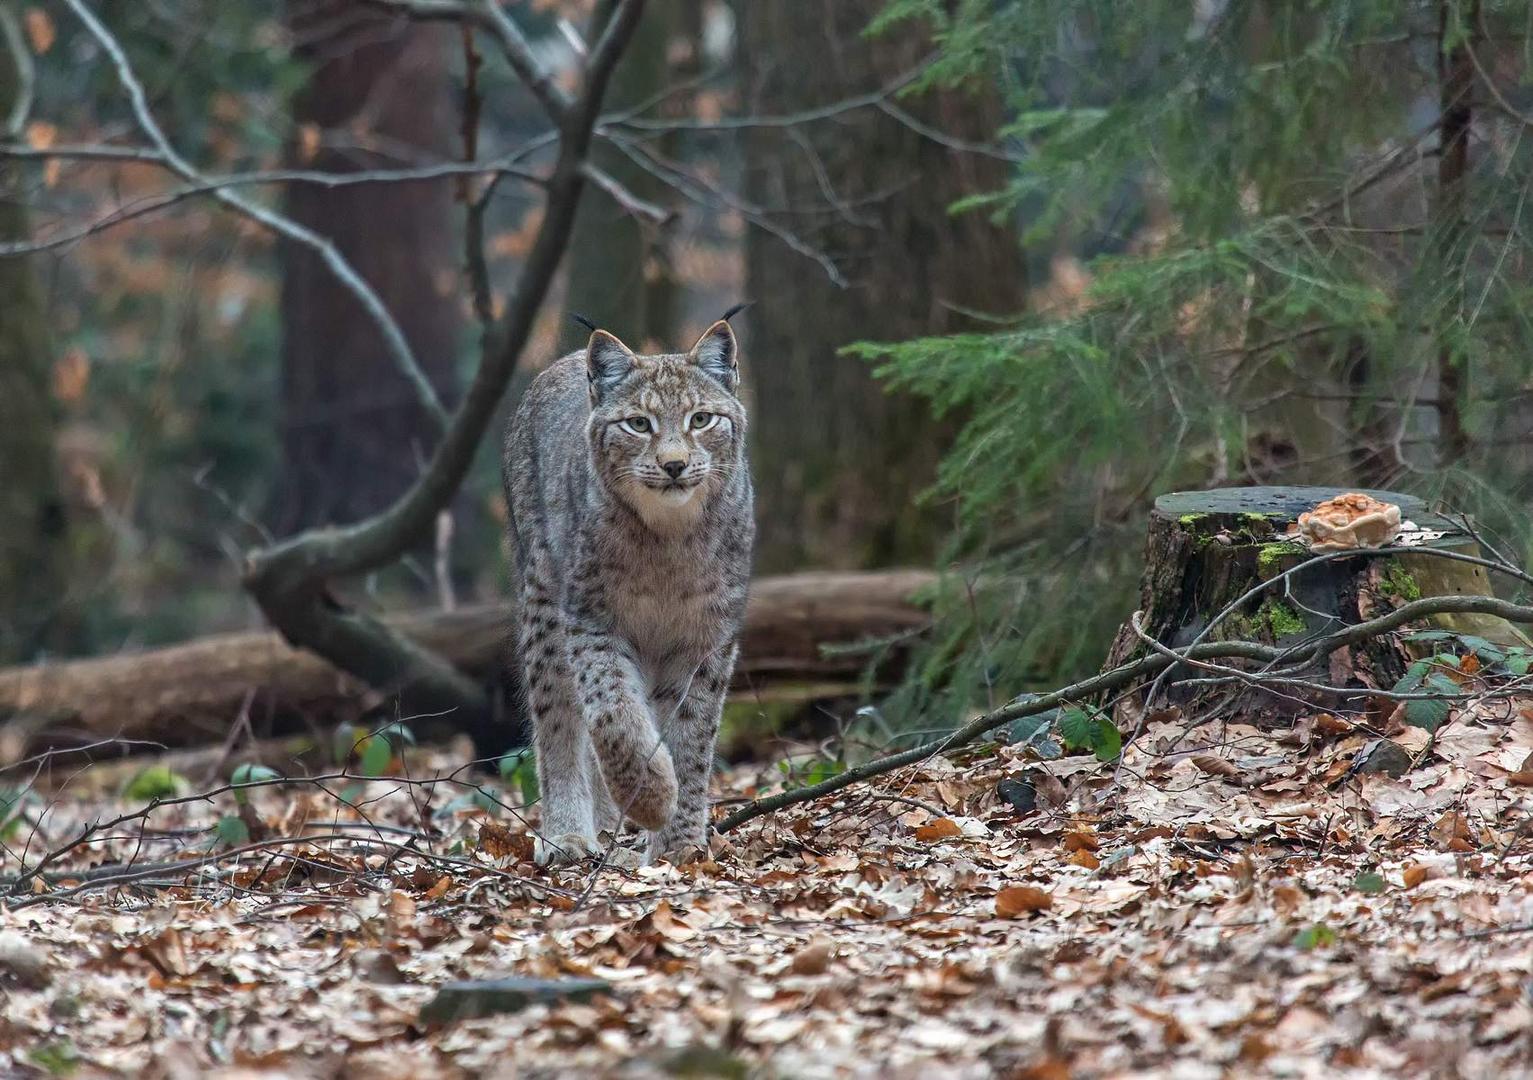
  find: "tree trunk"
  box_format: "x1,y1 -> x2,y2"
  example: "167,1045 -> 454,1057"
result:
0,33 -> 69,663
563,1 -> 680,347
1102,486 -> 1526,724
272,2 -> 460,532
739,1 -> 1027,572
1,570 -> 933,753
1434,0 -> 1476,463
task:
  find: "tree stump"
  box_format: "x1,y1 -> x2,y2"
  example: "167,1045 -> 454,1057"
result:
1102,486 -> 1528,723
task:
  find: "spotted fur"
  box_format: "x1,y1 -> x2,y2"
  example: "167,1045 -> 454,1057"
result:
503,321 -> 753,865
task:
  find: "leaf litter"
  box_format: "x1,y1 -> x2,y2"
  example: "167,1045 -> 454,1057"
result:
5,691 -> 1533,1077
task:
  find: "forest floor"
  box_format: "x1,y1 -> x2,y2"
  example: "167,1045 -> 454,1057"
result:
5,696 -> 1533,1079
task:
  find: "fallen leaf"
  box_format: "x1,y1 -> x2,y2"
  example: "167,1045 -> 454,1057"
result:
1191,754 -> 1240,779
915,818 -> 963,842
789,936 -> 834,975
24,8 -> 54,54
995,886 -> 1053,917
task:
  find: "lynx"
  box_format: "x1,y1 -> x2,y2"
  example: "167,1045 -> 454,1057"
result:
502,319 -> 753,865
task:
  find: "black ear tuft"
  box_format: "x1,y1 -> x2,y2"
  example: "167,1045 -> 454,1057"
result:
688,320 -> 739,388
720,300 -> 752,323
569,311 -> 599,333
586,329 -> 636,400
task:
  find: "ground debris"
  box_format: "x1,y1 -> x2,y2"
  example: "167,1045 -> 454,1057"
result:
5,691 -> 1533,1076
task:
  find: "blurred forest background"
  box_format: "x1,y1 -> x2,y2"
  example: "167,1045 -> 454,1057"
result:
4,0 -> 1533,744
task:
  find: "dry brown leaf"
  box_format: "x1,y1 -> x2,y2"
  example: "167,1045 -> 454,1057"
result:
1191,754 -> 1240,779
790,936 -> 835,976
914,817 -> 963,842
1062,830 -> 1098,852
1402,864 -> 1430,889
478,820 -> 518,860
647,900 -> 697,942
25,120 -> 56,150
995,886 -> 1053,917
24,8 -> 54,54
1068,849 -> 1100,870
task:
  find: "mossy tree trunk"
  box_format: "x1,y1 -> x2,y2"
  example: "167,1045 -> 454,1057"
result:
1102,486 -> 1525,724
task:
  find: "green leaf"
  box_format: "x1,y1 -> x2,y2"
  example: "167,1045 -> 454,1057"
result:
214,814 -> 250,848
230,763 -> 281,805
27,1041 -> 78,1077
1506,650 -> 1532,676
123,766 -> 185,802
1352,871 -> 1385,895
0,786 -> 32,841
1292,924 -> 1336,950
375,721 -> 416,746
333,722 -> 362,765
358,736 -> 393,778
1391,659 -> 1431,694
1058,706 -> 1122,762
499,751 -> 539,805
1403,673 -> 1459,734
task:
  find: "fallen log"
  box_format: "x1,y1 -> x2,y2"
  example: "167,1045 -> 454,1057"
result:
0,571 -> 933,753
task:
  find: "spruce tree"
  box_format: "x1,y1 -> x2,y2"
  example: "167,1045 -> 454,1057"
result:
856,0 -> 1533,721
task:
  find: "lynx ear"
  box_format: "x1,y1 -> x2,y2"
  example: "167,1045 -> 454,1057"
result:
586,329 -> 636,400
688,319 -> 738,389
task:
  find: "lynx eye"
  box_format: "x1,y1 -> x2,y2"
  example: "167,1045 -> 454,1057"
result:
688,412 -> 718,432
619,416 -> 653,435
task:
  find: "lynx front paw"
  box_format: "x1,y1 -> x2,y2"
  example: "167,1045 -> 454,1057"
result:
533,831 -> 599,867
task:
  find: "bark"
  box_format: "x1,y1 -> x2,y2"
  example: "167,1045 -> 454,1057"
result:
739,1 -> 1027,572
563,0 -> 680,346
1434,0 -> 1476,464
4,570 -> 933,751
0,30 -> 69,662
1101,486 -> 1524,723
273,1 -> 460,532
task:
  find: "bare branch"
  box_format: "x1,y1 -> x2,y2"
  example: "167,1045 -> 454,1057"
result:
365,0 -> 571,123
61,0 -> 449,429
606,131 -> 850,287
0,141 -> 550,257
0,4 -> 35,140
582,161 -> 675,225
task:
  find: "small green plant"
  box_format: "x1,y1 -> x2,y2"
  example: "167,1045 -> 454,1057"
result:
498,749 -> 539,805
1388,631 -> 1526,733
1057,705 -> 1122,762
27,1041 -> 79,1077
778,755 -> 846,790
230,763 -> 281,805
122,765 -> 187,802
353,721 -> 416,777
1292,924 -> 1337,951
214,814 -> 250,847
0,786 -> 35,841
1352,871 -> 1385,895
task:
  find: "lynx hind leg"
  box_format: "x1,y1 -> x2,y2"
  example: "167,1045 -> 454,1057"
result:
575,638 -> 677,832
520,591 -> 599,866
647,645 -> 734,864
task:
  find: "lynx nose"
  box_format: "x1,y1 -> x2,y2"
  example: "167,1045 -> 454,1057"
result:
661,460 -> 686,479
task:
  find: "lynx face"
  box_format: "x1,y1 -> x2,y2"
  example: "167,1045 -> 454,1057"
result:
585,322 -> 746,531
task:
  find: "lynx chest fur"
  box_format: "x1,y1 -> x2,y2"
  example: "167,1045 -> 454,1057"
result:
503,319 -> 753,866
